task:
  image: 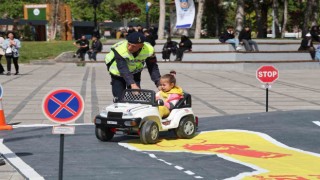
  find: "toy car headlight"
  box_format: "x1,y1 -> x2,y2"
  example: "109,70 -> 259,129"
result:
101,110 -> 109,116
123,111 -> 133,117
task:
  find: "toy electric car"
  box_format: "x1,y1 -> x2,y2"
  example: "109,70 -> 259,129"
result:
94,89 -> 198,144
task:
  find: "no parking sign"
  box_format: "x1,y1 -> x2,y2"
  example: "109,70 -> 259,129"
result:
42,88 -> 84,180
0,83 -> 3,99
42,89 -> 84,124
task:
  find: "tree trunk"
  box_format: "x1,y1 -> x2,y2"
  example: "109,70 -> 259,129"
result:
303,0 -> 313,36
235,0 -> 244,37
260,2 -> 269,38
272,0 -> 281,38
281,0 -> 288,38
253,0 -> 263,38
311,0 -> 319,26
158,0 -> 165,39
48,0 -> 60,40
194,0 -> 205,39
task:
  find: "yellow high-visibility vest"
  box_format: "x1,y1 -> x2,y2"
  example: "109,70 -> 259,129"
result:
105,40 -> 154,76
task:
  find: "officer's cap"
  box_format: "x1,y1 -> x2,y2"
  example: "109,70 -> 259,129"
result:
127,32 -> 145,44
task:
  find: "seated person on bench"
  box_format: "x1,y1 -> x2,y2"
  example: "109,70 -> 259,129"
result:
162,37 -> 178,61
156,72 -> 183,118
175,35 -> 192,61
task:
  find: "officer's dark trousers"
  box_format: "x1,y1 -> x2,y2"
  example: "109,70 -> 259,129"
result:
110,72 -> 141,100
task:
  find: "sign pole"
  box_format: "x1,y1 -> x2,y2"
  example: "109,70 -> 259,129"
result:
266,84 -> 269,112
42,88 -> 84,180
59,133 -> 65,180
256,66 -> 279,113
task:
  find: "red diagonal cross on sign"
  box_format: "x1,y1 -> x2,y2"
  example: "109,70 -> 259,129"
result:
50,95 -> 77,117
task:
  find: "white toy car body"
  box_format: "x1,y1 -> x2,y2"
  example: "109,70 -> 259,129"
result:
94,89 -> 198,144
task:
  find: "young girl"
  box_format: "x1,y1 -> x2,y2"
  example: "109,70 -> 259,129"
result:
156,73 -> 184,118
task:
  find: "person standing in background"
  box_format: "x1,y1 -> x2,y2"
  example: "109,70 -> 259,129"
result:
0,32 -> 5,74
2,32 -> 21,75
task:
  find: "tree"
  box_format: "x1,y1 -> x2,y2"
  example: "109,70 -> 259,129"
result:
116,2 -> 141,27
281,0 -> 288,38
235,0 -> 244,37
272,0 -> 281,38
158,0 -> 166,39
311,0 -> 319,26
194,0 -> 205,39
303,0 -> 314,36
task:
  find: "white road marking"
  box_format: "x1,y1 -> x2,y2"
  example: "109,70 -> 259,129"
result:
13,123 -> 93,128
175,165 -> 184,170
157,159 -> 172,165
195,176 -> 204,179
120,142 -> 202,179
0,139 -> 44,180
313,121 -> 320,127
184,170 -> 195,175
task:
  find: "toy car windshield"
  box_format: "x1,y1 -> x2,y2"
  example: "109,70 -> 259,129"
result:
119,89 -> 156,105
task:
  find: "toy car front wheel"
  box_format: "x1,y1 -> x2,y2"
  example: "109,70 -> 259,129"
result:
175,117 -> 196,139
140,121 -> 159,144
95,125 -> 115,142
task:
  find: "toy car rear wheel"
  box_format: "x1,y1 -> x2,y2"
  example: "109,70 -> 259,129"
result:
95,125 -> 114,142
140,121 -> 159,144
175,117 -> 196,139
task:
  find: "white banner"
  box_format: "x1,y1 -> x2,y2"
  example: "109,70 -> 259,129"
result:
175,0 -> 195,29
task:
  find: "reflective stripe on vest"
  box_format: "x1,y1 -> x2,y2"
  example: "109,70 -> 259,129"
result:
105,40 -> 154,76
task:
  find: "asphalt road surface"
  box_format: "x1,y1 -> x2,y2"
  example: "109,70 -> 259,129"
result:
1,110 -> 320,180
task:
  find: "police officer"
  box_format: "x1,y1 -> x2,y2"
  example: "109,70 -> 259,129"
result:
105,32 -> 161,99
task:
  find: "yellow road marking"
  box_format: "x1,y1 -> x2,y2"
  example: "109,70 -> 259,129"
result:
120,130 -> 320,179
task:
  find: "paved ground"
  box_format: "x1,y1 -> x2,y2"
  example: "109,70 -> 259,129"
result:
1,62 -> 320,179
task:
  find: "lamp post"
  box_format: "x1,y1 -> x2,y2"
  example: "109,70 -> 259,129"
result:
146,2 -> 152,29
89,0 -> 102,37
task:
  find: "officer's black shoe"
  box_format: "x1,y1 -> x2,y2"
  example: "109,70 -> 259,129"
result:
6,72 -> 11,76
14,72 -> 19,75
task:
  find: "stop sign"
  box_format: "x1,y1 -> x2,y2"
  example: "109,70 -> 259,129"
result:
256,65 -> 279,83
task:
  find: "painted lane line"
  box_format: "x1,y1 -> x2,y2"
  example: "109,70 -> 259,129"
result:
184,170 -> 195,175
0,139 -> 44,180
157,159 -> 172,165
195,176 -> 204,179
175,165 -> 184,170
148,153 -> 157,158
13,123 -> 94,128
313,121 -> 320,127
120,142 -> 203,179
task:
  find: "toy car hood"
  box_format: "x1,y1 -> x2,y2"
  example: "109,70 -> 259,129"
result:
103,103 -> 152,113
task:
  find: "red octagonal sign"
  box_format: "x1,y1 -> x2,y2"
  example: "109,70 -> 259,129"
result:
256,65 -> 279,83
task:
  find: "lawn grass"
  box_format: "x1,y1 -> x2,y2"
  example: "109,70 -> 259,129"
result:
18,41 -> 76,63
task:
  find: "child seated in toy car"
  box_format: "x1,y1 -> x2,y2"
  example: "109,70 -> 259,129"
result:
156,71 -> 184,118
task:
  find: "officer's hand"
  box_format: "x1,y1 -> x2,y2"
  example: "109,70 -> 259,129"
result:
131,83 -> 140,90
131,84 -> 140,95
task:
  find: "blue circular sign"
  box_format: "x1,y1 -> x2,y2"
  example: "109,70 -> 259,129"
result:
0,83 -> 3,99
42,89 -> 84,124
